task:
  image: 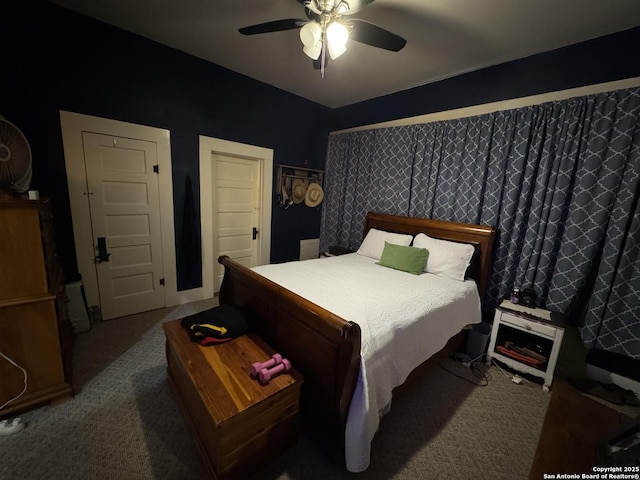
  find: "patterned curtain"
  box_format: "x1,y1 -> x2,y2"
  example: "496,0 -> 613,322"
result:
579,93 -> 640,357
320,88 -> 640,359
321,126 -> 420,250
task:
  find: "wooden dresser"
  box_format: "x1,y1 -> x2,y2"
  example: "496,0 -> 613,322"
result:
0,197 -> 74,416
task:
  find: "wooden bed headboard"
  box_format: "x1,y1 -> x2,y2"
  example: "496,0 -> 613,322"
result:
364,212 -> 497,299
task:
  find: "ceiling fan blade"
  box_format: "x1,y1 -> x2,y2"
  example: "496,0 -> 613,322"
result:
239,19 -> 307,35
348,19 -> 406,52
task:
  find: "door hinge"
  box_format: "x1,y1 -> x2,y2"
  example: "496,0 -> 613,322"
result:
153,165 -> 159,173
160,278 -> 165,286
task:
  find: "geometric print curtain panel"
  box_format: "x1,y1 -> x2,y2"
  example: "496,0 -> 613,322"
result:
321,87 -> 640,359
579,90 -> 640,358
321,126 -> 419,251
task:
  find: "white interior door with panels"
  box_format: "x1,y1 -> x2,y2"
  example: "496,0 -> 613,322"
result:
212,154 -> 260,291
60,111 -> 179,319
82,132 -> 165,320
199,136 -> 272,297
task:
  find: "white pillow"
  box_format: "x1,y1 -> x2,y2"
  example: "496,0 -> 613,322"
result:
356,228 -> 413,260
412,233 -> 475,281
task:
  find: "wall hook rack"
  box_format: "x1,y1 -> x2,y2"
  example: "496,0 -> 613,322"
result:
277,164 -> 324,208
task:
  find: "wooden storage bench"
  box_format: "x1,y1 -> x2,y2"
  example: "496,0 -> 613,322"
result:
163,319 -> 303,480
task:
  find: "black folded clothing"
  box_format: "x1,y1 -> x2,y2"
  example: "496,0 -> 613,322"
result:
180,304 -> 248,345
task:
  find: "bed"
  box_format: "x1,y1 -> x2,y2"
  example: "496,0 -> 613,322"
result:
217,211 -> 496,471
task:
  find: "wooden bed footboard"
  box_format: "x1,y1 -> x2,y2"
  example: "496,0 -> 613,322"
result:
217,254 -> 361,446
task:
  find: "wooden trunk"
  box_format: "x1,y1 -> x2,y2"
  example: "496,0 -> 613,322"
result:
163,319 -> 303,480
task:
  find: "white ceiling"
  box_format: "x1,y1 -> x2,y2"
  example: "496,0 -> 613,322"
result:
48,0 -> 640,108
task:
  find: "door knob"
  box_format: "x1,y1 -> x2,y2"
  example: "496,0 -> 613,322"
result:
252,227 -> 259,240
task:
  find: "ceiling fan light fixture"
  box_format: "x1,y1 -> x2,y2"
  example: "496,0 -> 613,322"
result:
327,21 -> 348,46
303,42 -> 322,60
327,41 -> 346,60
300,21 -> 322,47
326,21 -> 348,59
334,1 -> 350,15
238,0 -> 407,74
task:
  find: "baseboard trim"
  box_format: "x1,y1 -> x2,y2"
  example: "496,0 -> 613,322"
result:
586,363 -> 640,396
174,288 -> 212,305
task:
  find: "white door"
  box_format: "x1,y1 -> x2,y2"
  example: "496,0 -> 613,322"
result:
82,132 -> 165,320
212,153 -> 260,291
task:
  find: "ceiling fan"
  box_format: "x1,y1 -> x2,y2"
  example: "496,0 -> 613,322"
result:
238,0 -> 406,76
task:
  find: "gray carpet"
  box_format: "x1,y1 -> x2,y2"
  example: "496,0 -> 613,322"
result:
0,299 -> 550,479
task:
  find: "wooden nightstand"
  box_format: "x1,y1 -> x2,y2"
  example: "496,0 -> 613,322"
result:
487,300 -> 566,391
321,245 -> 354,257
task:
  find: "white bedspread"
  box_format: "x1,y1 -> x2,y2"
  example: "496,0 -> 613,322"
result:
252,253 -> 481,472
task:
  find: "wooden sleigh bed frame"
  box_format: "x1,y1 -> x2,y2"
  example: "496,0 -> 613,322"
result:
217,211 -> 496,450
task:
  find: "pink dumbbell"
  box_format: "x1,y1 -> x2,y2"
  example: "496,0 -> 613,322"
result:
251,353 -> 283,378
258,358 -> 291,385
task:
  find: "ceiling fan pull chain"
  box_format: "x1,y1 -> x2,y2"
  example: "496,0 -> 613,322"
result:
321,33 -> 327,78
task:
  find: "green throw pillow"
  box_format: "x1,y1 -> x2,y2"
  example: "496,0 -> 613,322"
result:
377,242 -> 429,275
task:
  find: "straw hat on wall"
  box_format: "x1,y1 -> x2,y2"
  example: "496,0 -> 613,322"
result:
305,183 -> 324,207
292,179 -> 307,204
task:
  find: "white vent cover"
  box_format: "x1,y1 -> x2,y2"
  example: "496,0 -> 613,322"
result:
299,238 -> 320,260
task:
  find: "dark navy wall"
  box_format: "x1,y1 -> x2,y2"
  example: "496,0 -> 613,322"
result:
333,27 -> 640,130
4,0 -> 333,290
4,1 -> 640,295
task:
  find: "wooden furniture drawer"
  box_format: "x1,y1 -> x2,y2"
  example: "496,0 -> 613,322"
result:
163,319 -> 303,480
499,311 -> 557,338
0,295 -> 73,414
0,205 -> 48,300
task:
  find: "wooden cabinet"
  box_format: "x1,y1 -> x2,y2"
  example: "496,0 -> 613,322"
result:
0,198 -> 73,416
